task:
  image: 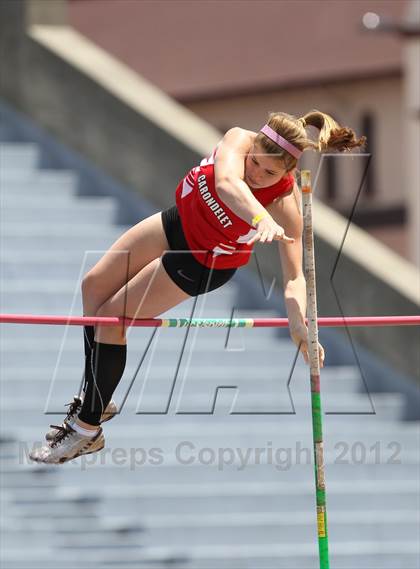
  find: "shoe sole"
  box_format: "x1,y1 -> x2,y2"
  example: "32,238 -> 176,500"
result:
57,434 -> 105,464
31,432 -> 105,465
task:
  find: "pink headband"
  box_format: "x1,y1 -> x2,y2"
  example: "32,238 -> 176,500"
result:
260,124 -> 303,159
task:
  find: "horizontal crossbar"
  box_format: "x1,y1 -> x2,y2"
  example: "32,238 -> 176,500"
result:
1,314 -> 419,327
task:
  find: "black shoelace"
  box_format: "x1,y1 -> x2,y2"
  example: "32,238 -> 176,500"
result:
64,396 -> 83,420
48,424 -> 74,448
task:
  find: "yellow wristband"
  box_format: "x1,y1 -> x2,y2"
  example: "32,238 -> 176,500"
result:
251,212 -> 268,227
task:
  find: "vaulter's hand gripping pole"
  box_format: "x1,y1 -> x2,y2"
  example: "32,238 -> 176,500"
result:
300,170 -> 330,568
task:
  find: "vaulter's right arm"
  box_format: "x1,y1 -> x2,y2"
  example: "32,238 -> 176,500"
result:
214,128 -> 268,226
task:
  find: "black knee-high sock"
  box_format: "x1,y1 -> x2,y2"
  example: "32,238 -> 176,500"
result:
81,325 -> 95,394
78,341 -> 127,426
84,325 -> 95,357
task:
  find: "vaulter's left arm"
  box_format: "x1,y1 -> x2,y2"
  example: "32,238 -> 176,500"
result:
266,182 -> 306,329
266,181 -> 325,367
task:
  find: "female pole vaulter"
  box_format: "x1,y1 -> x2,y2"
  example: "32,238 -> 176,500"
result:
30,110 -> 365,464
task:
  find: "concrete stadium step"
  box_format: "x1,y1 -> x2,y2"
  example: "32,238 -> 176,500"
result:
5,420 -> 417,464
0,380 -> 388,414
2,193 -> 102,207
0,279 -> 238,297
2,221 -> 130,236
3,213 -> 120,229
3,193 -> 114,209
3,499 -> 101,519
0,473 -> 59,490
29,523 -> 419,552
1,293 -> 237,315
0,249 -> 98,263
1,405 -> 412,441
3,533 -> 146,551
3,201 -> 118,225
3,406 -> 414,428
2,545 -> 419,569
6,441 -> 417,481
1,262 -> 95,280
0,278 -> 237,297
4,476 -> 419,509
0,330 -> 275,357
0,338 -> 297,361
0,257 -> 189,283
145,543 -> 420,569
0,143 -> 40,170
0,391 -> 406,419
0,298 -> 85,315
5,403 -> 414,441
1,224 -> 128,241
1,232 -> 129,251
2,454 -> 419,487
6,442 -> 420,482
1,170 -> 78,195
3,434 -> 417,477
0,560 -> 128,569
0,346 -> 303,366
0,346 -> 310,371
0,365 -> 363,395
3,506 -> 418,545
2,494 -> 85,514
3,412 -> 417,441
0,546 -> 187,569
3,514 -> 144,534
98,429 -> 420,455
113,510 -> 420,545
6,483 -> 418,519
0,345 -> 304,362
0,187 -> 79,203
1,384 -> 367,412
0,326 -> 279,351
3,495 -> 103,514
1,541 -> 146,562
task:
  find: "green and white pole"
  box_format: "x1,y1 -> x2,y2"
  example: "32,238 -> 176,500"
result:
301,169 -> 330,568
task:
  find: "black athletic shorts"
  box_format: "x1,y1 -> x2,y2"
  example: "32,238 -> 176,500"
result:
161,205 -> 237,297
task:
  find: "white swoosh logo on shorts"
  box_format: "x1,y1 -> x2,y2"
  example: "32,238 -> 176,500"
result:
177,269 -> 195,282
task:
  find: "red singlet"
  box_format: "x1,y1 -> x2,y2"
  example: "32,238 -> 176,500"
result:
175,146 -> 294,269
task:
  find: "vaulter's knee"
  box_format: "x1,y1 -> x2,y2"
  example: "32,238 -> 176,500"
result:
95,301 -> 115,318
81,272 -> 110,305
81,272 -> 98,299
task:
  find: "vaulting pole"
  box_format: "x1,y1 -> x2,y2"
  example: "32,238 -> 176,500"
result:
301,169 -> 329,567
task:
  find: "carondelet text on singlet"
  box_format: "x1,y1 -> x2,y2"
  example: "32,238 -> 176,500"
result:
197,174 -> 233,229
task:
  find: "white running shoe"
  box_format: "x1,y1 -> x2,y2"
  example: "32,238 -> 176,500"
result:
30,424 -> 104,464
45,395 -> 117,442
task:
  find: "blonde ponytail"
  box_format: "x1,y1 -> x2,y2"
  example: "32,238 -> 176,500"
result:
255,110 -> 366,171
301,110 -> 366,153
